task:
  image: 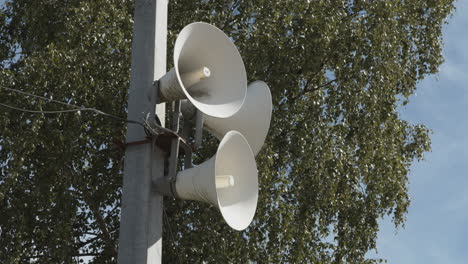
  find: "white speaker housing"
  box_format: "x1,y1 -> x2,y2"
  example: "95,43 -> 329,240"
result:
182,81 -> 272,155
159,22 -> 247,118
175,131 -> 258,231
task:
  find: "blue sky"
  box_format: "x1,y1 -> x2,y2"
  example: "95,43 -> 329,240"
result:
373,1 -> 468,263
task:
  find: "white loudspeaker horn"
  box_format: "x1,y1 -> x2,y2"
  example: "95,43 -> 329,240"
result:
158,22 -> 247,118
175,131 -> 258,231
183,81 -> 272,155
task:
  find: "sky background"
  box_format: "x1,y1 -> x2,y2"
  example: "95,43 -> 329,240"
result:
1,0 -> 466,263
372,1 -> 468,263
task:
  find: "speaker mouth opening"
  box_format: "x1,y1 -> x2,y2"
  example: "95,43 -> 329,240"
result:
173,22 -> 247,118
215,131 -> 258,231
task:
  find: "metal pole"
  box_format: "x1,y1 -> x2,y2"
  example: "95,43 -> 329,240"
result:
118,0 -> 167,263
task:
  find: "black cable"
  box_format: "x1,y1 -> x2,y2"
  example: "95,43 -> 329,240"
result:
0,85 -> 145,128
0,102 -> 94,114
0,85 -> 81,109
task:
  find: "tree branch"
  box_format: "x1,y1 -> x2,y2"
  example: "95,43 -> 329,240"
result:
304,78 -> 337,94
82,188 -> 117,256
288,78 -> 337,103
222,0 -> 241,31
76,235 -> 101,248
66,164 -> 117,257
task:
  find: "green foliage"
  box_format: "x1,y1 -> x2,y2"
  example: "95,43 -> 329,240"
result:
0,0 -> 454,263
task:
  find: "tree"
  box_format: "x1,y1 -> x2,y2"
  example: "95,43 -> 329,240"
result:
0,0 -> 455,263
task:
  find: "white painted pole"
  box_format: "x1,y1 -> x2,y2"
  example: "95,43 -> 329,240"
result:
117,0 -> 167,263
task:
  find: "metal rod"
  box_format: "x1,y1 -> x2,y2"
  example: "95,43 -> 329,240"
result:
167,101 -> 181,183
182,115 -> 193,168
194,109 -> 204,149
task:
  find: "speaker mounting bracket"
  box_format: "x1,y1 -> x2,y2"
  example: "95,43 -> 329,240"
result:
194,109 -> 204,149
153,99 -> 196,197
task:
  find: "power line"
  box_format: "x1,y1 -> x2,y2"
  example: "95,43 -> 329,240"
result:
0,85 -> 176,140
0,84 -> 145,127
0,85 -> 81,109
0,102 -> 94,114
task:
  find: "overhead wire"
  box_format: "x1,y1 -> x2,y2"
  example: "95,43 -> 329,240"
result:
0,85 -> 81,109
0,102 -> 95,114
0,84 -> 145,128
